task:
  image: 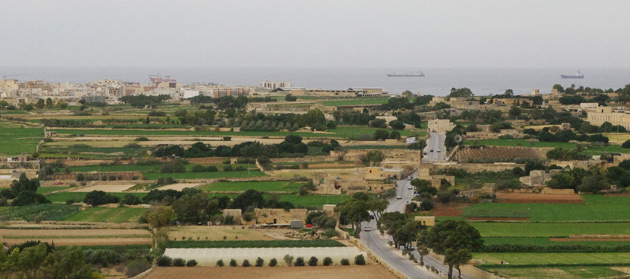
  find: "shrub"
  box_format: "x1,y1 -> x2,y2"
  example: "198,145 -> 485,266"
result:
340,258 -> 350,265
173,258 -> 186,267
223,165 -> 233,172
191,165 -> 205,172
269,258 -> 278,267
354,254 -> 366,265
323,257 -> 333,266
126,259 -> 151,277
206,166 -> 218,172
242,259 -> 251,267
255,257 -> 264,267
135,136 -> 149,141
294,257 -> 305,266
623,140 -> 630,149
156,255 -> 172,267
186,259 -> 198,267
229,259 -> 237,267
283,254 -> 294,266
216,259 -> 224,267
308,256 -> 318,266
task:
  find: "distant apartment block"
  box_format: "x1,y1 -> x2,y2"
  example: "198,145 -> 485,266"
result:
261,80 -> 291,89
587,106 -> 630,129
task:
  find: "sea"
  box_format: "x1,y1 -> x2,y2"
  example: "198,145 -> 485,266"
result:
1,66 -> 629,97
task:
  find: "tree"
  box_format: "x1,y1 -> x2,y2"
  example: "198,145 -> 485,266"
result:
508,106 -> 521,118
232,189 -> 265,211
12,191 -> 50,206
411,179 -> 437,195
420,220 -> 483,279
389,120 -> 405,130
338,193 -> 372,237
374,129 -> 389,141
84,190 -> 119,206
45,98 -> 53,109
145,206 -> 174,229
284,94 -> 297,101
172,192 -> 220,223
578,173 -> 610,193
448,88 -> 474,98
361,150 -> 385,166
445,248 -> 472,279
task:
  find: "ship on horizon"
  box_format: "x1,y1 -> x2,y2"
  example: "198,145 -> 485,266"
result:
387,71 -> 425,77
561,71 -> 584,79
149,73 -> 177,84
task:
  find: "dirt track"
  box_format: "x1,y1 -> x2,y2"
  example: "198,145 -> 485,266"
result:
0,228 -> 151,246
144,266 -> 397,279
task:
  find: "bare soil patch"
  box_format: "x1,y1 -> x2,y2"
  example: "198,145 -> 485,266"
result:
307,163 -> 359,169
144,266 -> 397,279
167,226 -> 293,241
432,203 -> 465,217
496,193 -> 583,204
71,184 -> 136,192
0,228 -> 151,246
156,183 -> 202,191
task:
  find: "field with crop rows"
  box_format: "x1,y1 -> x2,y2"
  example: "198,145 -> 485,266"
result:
62,207 -> 148,223
0,121 -> 43,155
166,239 -> 344,248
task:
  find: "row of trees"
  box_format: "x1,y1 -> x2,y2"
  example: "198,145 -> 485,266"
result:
0,243 -> 101,279
0,173 -> 50,206
154,136 -> 339,159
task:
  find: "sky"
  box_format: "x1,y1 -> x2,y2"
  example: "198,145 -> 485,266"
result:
1,0 -> 629,68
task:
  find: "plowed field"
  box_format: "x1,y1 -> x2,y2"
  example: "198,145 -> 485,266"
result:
144,266 -> 397,279
496,193 -> 583,204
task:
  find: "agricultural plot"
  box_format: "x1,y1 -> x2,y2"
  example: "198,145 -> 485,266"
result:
0,204 -> 80,221
463,195 -> 630,222
323,97 -> 390,106
485,266 -> 627,279
200,181 -> 303,193
473,222 -> 630,238
62,207 -> 148,223
46,192 -> 146,203
37,186 -> 72,194
167,226 -> 293,241
456,146 -> 545,163
0,228 -> 152,246
142,170 -> 265,180
475,252 -> 630,266
0,121 -> 43,155
166,240 -> 344,248
464,138 -> 628,156
145,266 -> 397,279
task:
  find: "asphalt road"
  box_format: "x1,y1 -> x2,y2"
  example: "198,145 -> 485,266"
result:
360,175 -> 473,279
422,132 -> 447,162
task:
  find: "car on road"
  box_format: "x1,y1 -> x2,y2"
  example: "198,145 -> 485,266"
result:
407,176 -> 413,180
430,149 -> 434,152
364,226 -> 371,232
437,150 -> 441,152
407,186 -> 413,190
396,195 -> 402,199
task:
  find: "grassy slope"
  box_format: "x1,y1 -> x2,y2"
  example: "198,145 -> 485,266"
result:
0,121 -> 43,155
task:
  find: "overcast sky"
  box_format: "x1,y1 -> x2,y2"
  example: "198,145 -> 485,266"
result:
1,0 -> 629,68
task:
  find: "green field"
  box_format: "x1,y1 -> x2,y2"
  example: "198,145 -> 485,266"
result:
67,163 -> 252,173
486,266 -> 626,279
62,207 -> 148,223
0,204 -> 80,221
474,223 -> 630,238
322,97 -> 390,106
200,180 -> 303,193
483,237 -> 630,247
463,195 -> 630,222
46,192 -> 147,203
166,239 -> 344,248
0,121 -> 43,155
206,193 -> 351,209
476,252 -> 630,266
142,170 -> 265,180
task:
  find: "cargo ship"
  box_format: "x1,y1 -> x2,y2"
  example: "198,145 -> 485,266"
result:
561,71 -> 584,79
387,71 -> 425,77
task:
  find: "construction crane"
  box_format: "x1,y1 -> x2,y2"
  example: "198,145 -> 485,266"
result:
2,73 -> 27,80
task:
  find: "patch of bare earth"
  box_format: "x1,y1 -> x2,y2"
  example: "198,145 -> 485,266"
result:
0,228 -> 151,246
432,203 -> 466,217
144,266 -> 397,279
